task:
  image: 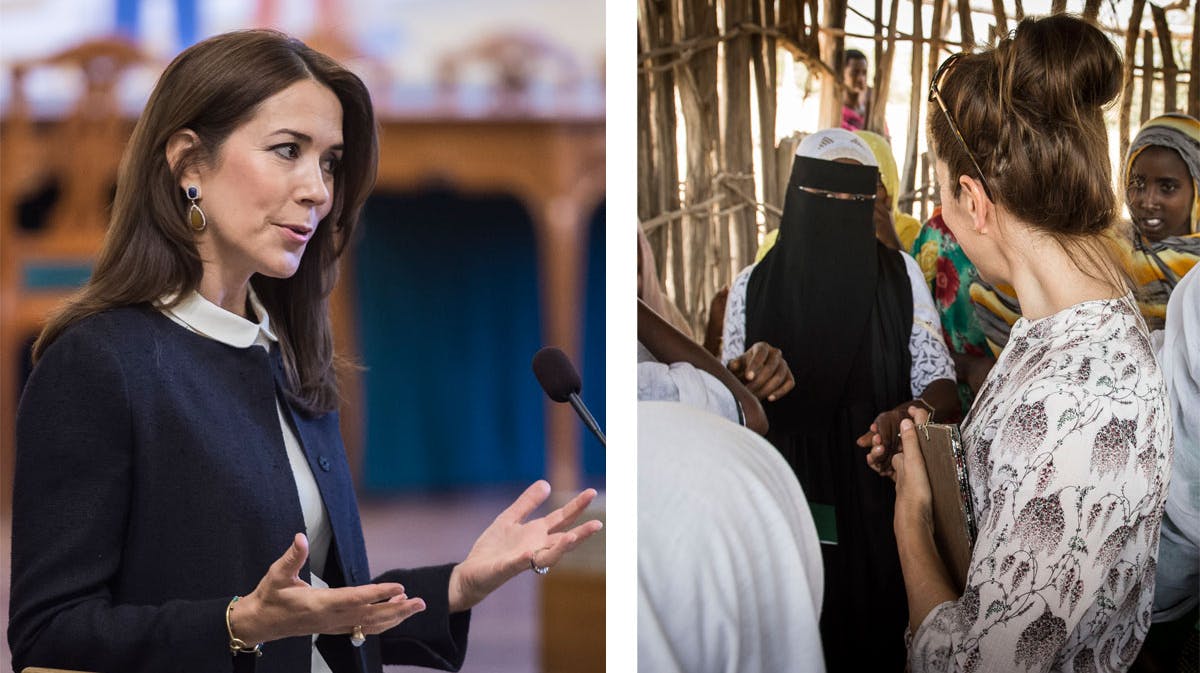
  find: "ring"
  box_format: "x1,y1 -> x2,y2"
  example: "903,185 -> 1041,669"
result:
530,549 -> 551,575
351,625 -> 365,647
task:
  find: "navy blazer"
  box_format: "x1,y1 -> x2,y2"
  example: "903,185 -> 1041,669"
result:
9,307 -> 470,672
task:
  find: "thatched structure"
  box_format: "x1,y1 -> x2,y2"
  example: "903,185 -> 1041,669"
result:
638,0 -> 1200,336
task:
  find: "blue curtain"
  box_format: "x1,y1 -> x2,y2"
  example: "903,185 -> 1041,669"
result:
581,202 -> 605,484
355,189 -> 547,492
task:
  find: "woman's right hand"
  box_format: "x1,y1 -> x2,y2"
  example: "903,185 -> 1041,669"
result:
231,533 -> 428,645
726,341 -> 795,402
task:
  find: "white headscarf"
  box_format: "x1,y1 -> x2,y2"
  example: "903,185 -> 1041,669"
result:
637,343 -> 741,425
638,401 -> 826,673
796,128 -> 879,167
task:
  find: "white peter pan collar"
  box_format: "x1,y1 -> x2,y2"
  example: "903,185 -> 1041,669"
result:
160,286 -> 277,349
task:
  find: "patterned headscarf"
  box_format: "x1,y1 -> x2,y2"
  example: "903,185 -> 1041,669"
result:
1125,113 -> 1200,233
856,130 -> 923,249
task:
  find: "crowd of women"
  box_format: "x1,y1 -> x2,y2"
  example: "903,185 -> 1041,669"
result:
639,14 -> 1197,673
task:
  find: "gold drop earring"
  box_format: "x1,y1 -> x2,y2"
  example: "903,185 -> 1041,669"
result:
186,185 -> 207,232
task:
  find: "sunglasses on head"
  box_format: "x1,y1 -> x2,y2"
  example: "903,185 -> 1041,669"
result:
928,52 -> 995,202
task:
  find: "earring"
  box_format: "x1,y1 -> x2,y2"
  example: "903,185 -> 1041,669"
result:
186,185 -> 207,232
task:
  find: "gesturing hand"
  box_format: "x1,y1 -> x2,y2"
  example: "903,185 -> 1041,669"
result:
727,342 -> 795,402
233,533 -> 427,645
448,480 -> 603,613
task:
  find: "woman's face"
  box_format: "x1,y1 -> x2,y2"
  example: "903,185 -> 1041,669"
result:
191,78 -> 344,285
1126,145 -> 1193,241
936,159 -> 1004,282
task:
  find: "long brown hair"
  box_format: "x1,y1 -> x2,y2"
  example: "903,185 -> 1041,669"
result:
928,15 -> 1129,287
33,30 -> 378,414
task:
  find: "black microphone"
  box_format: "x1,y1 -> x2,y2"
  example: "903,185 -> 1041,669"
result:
532,347 -> 606,448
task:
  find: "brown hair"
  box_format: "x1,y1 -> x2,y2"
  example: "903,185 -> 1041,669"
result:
928,15 -> 1129,285
33,29 -> 378,414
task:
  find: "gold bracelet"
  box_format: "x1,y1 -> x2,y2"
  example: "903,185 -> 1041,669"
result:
225,596 -> 263,657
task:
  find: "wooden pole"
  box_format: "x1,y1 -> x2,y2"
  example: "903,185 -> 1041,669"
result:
752,0 -> 780,219
1191,0 -> 1200,116
640,0 -> 684,302
868,0 -> 901,134
900,0 -> 925,215
991,0 -> 1008,38
674,0 -> 721,330
1012,0 -> 1024,21
1083,0 -> 1102,21
1141,30 -> 1155,124
818,0 -> 848,129
1119,0 -> 1148,161
1050,0 -> 1067,14
956,0 -> 974,48
723,0 -> 757,276
1150,3 -> 1178,112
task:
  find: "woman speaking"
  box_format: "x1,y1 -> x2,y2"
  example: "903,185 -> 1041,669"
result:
7,30 -> 601,673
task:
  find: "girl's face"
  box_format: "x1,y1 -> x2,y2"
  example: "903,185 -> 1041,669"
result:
188,79 -> 344,287
1126,145 -> 1193,242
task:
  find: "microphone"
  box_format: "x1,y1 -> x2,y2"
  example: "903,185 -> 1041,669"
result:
532,347 -> 606,448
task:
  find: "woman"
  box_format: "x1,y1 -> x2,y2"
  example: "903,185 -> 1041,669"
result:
856,129 -> 923,251
1124,112 -> 1200,332
722,128 -> 957,671
8,31 -> 601,672
910,206 -> 997,411
868,16 -> 1171,670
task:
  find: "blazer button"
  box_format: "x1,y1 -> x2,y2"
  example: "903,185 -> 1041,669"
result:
318,456 -> 331,471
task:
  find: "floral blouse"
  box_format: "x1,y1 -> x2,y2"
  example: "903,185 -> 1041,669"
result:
909,294 -> 1173,672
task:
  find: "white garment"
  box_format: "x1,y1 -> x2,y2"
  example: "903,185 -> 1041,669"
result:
637,342 -> 741,426
161,288 -> 334,673
721,252 -> 955,397
1152,266 -> 1200,621
796,128 -> 879,168
909,294 -> 1172,672
638,401 -> 825,673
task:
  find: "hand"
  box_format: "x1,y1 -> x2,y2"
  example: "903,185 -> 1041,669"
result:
448,480 -> 603,613
861,404 -> 931,479
891,418 -> 934,529
234,533 -> 427,644
726,342 -> 795,402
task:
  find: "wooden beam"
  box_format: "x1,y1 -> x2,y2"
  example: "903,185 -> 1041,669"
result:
957,0 -> 975,47
1119,0 -> 1148,161
1141,29 -> 1155,124
1083,0 -> 1102,21
724,0 -> 757,276
900,0 -> 925,214
868,0 -> 901,134
1051,0 -> 1067,14
818,0 -> 849,129
1151,3 -> 1179,112
752,0 -> 780,219
991,0 -> 1008,37
1191,0 -> 1200,116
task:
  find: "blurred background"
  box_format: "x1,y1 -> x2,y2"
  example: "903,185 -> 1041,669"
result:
0,1 -> 606,671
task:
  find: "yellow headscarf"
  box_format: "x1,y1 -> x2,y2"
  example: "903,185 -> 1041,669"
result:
855,131 -> 923,250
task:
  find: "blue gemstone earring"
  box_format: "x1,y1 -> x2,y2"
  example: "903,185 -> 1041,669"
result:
186,185 -> 207,232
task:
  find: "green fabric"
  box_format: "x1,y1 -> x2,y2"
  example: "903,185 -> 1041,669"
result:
910,208 -> 995,411
809,502 -> 838,545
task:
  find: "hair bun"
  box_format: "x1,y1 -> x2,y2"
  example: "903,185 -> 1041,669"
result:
1003,15 -> 1121,114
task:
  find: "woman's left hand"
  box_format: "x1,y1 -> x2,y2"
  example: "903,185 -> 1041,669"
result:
891,418 -> 934,528
448,481 -> 603,613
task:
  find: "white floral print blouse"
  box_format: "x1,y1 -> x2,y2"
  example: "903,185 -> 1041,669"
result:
909,294 -> 1173,672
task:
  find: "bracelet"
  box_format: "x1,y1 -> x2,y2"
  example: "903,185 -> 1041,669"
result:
226,596 -> 263,657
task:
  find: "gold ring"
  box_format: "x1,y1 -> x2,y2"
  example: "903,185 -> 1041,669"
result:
351,625 -> 366,647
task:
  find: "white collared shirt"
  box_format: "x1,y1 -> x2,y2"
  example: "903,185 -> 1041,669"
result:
161,288 -> 335,671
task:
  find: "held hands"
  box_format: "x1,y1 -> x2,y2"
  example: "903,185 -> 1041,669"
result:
857,401 -> 931,471
726,342 -> 795,402
863,408 -> 934,526
233,533 -> 427,645
448,480 -> 603,613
